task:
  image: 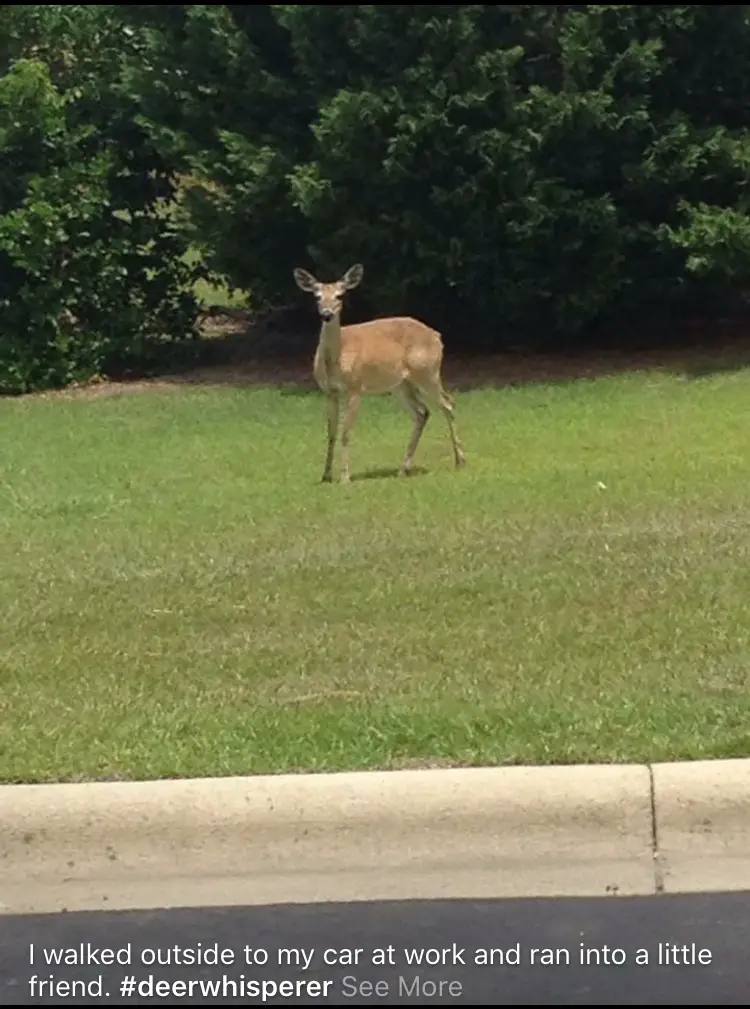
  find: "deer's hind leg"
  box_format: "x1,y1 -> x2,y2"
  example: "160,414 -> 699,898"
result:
412,375 -> 466,470
398,380 -> 430,475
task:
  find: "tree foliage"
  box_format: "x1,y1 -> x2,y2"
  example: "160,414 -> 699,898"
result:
130,4 -> 750,349
4,5 -> 750,392
0,6 -> 197,394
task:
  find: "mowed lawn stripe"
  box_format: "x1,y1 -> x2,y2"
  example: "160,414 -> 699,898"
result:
1,366 -> 749,781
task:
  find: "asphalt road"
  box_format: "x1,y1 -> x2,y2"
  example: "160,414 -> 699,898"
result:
2,893 -> 748,1005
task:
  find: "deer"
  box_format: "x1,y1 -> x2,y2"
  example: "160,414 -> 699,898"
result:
293,263 -> 467,484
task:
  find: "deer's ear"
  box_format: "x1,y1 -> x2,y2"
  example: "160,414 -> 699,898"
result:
341,263 -> 364,291
293,268 -> 318,292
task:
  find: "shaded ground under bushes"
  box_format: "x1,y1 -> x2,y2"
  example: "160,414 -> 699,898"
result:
26,307 -> 750,402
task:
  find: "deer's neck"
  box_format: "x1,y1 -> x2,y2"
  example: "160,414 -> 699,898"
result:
318,317 -> 342,370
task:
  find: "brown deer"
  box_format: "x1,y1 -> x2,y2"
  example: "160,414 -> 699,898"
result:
293,263 -> 466,484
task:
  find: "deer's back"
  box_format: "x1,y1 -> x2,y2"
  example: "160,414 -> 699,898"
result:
314,316 -> 444,394
343,317 -> 443,388
342,316 -> 442,351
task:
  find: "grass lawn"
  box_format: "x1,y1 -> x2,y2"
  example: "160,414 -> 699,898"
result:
1,361 -> 750,783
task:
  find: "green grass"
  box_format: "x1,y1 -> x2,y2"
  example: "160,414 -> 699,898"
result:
1,364 -> 750,783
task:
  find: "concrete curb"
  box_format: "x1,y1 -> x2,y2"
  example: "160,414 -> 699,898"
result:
1,760 -> 748,915
652,758 -> 750,894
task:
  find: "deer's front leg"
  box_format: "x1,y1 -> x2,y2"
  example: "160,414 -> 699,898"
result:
322,391 -> 339,483
340,392 -> 361,485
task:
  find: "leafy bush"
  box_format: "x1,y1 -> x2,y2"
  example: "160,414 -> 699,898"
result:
0,7 -> 197,394
126,5 -> 309,310
130,4 -> 750,351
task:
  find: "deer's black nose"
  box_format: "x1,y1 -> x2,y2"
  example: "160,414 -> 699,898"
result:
320,309 -> 334,322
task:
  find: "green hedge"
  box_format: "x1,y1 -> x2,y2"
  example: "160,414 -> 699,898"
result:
131,4 -> 750,350
6,5 -> 750,393
0,7 -> 197,394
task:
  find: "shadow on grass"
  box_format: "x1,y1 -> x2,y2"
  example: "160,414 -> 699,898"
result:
177,308 -> 750,393
279,386 -> 318,398
351,465 -> 428,483
37,304 -> 750,403
681,349 -> 750,380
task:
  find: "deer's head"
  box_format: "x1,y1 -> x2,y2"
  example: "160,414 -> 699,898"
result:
293,264 -> 363,322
